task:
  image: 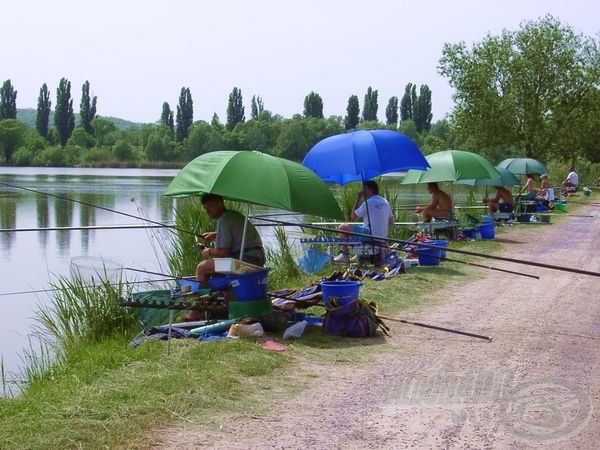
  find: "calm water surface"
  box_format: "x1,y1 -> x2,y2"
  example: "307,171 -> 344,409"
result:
0,168 -> 183,378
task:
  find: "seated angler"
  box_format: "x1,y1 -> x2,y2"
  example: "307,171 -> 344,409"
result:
415,182 -> 453,222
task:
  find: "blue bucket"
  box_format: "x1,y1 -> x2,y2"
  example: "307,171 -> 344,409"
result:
320,280 -> 361,305
481,214 -> 496,223
227,268 -> 270,301
478,222 -> 495,240
428,240 -> 448,259
416,246 -> 442,266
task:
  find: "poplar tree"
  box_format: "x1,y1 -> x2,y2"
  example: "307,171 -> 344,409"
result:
385,96 -> 399,126
79,80 -> 97,134
36,83 -> 52,138
303,91 -> 324,119
54,77 -> 75,146
415,85 -> 432,132
161,102 -> 174,134
344,95 -> 360,130
0,79 -> 17,120
362,86 -> 378,121
400,83 -> 413,121
226,87 -> 245,131
175,87 -> 193,141
251,95 -> 264,120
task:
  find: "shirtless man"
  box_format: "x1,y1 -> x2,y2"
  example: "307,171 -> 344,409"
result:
415,182 -> 453,222
483,186 -> 514,213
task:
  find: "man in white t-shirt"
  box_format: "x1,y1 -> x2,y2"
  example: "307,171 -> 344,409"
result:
334,180 -> 394,263
562,165 -> 579,195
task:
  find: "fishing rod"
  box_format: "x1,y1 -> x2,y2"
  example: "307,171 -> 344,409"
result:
256,216 -> 600,278
0,278 -> 178,297
437,255 -> 539,279
0,224 -> 166,233
0,181 -> 199,238
266,292 -> 492,341
377,315 -> 493,341
124,267 -> 195,282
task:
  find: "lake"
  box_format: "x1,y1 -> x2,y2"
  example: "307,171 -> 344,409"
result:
0,168 -> 186,381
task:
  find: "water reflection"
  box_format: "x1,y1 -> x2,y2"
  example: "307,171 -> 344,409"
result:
0,167 -> 180,379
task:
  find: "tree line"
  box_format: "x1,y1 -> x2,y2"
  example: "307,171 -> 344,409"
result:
1,15 -> 598,171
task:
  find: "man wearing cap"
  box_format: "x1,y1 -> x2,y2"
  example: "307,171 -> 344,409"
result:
536,174 -> 555,202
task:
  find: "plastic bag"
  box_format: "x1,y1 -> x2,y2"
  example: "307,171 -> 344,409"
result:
283,320 -> 307,339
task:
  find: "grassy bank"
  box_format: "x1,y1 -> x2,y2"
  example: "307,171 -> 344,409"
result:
5,189 -> 560,448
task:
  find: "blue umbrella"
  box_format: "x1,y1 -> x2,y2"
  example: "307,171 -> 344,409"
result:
302,129 -> 429,185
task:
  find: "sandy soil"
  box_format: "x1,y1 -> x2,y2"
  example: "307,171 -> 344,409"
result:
151,204 -> 600,449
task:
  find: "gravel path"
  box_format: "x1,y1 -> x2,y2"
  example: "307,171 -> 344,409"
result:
152,205 -> 600,449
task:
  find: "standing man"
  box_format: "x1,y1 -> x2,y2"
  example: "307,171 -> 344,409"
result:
334,180 -> 393,263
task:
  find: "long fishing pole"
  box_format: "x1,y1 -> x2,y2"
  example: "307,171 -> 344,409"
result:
0,224 -> 166,233
265,292 -> 492,341
0,181 -> 199,238
256,216 -> 600,278
377,315 -> 493,341
441,256 -> 539,279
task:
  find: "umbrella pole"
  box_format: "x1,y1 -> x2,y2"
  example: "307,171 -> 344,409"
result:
240,203 -> 250,261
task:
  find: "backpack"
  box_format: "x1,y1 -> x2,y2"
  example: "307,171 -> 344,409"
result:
323,299 -> 389,337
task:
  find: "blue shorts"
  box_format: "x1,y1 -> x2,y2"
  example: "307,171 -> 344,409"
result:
499,203 -> 514,213
349,225 -> 371,241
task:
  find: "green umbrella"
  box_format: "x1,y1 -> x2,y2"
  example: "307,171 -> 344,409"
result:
401,150 -> 501,184
455,167 -> 521,187
497,157 -> 547,175
164,150 -> 343,219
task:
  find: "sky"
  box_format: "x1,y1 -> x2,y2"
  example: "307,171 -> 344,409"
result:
2,0 -> 598,125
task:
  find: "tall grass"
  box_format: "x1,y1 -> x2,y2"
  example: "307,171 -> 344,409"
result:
265,226 -> 303,287
166,197 -> 211,277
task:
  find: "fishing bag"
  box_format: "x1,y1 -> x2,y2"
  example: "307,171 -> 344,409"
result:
323,300 -> 387,337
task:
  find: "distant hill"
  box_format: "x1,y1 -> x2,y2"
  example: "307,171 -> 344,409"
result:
16,108 -> 148,130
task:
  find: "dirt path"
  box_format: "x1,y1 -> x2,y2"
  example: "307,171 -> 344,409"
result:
153,206 -> 600,449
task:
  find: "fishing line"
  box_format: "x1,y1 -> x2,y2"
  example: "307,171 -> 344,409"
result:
255,216 -> 600,278
0,278 -> 178,297
0,181 -> 200,238
0,224 -> 165,233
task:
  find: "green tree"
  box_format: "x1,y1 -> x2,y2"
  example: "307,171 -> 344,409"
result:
54,78 -> 75,146
400,83 -> 413,121
362,86 -> 378,121
160,102 -> 174,134
68,127 -> 95,148
438,15 -> 600,161
250,95 -> 264,120
113,139 -> 135,161
0,119 -> 27,165
0,80 -> 18,120
91,118 -> 118,146
303,91 -> 324,119
385,96 -> 399,126
79,80 -> 97,134
344,95 -> 360,130
175,87 -> 193,142
414,85 -> 432,133
36,83 -> 52,138
226,87 -> 245,131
